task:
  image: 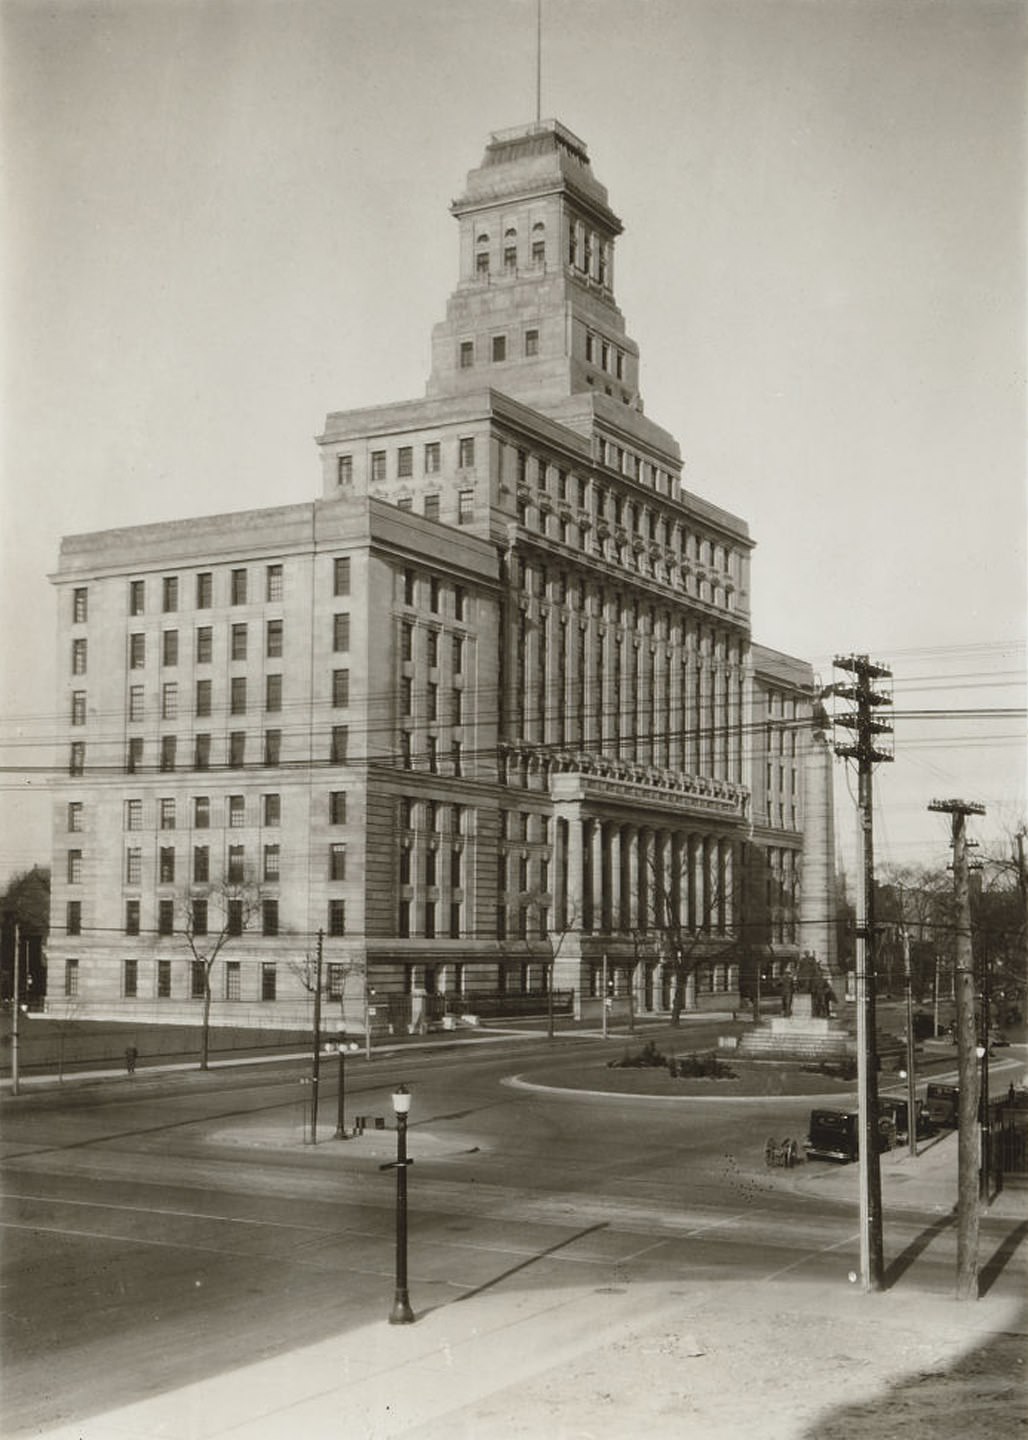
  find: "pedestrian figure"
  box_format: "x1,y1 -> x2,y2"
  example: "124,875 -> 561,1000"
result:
125,1045 -> 138,1075
781,965 -> 794,1018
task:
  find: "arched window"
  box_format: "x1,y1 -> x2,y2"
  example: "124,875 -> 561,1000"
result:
531,221 -> 546,267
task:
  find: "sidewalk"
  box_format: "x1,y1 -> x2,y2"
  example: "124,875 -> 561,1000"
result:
25,1254 -> 1027,1440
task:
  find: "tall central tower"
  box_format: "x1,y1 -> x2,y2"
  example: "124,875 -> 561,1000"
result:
426,119 -> 643,418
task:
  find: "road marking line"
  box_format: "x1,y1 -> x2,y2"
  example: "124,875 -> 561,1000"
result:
0,1191 -> 336,1233
683,1211 -> 748,1238
760,1229 -> 860,1282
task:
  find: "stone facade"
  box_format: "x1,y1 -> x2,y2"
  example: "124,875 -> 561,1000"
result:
47,119 -> 834,1030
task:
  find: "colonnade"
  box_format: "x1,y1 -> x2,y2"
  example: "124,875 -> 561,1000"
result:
554,814 -> 739,939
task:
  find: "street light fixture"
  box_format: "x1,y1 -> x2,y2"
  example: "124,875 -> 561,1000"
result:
386,1083 -> 414,1324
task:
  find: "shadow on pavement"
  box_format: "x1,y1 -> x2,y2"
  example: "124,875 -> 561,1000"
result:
800,1306 -> 1028,1439
885,1212 -> 956,1290
980,1218 -> 1028,1297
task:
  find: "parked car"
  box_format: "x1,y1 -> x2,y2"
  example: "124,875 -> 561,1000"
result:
926,1083 -> 959,1129
804,1108 -> 896,1164
879,1096 -> 934,1143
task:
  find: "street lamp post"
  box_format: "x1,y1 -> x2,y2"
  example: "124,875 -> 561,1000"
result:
385,1083 -> 414,1324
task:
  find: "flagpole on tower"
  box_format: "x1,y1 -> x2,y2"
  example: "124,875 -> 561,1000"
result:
536,0 -> 542,122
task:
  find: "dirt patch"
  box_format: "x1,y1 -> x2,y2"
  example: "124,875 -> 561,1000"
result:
520,1056 -> 858,1099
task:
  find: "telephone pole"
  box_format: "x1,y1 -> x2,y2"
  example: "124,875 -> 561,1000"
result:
929,797 -> 985,1300
832,654 -> 893,1293
310,928 -> 324,1143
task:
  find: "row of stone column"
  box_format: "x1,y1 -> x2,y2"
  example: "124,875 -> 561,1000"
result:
555,815 -> 739,938
513,603 -> 745,780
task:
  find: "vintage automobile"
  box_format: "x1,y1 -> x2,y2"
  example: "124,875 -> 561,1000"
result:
926,1083 -> 960,1129
804,1108 -> 897,1163
879,1096 -> 934,1143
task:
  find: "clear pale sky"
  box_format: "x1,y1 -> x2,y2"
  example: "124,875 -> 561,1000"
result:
2,0 -> 1024,885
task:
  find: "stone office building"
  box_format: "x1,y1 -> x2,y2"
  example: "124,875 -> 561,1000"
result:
48,118 -> 836,1029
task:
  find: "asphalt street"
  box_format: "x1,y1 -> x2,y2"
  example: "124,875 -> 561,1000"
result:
2,1029 -> 1025,1437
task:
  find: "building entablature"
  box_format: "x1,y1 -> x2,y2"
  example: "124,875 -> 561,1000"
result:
547,756 -> 749,822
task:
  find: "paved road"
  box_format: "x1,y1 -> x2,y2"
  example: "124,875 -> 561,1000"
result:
2,1033 -> 1024,1437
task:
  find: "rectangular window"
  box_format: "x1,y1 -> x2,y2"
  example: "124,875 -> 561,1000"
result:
424,901 -> 436,940
157,958 -> 172,997
227,900 -> 243,937
158,900 -> 174,936
397,497 -> 413,511
265,673 -> 282,712
195,679 -> 212,717
66,900 -> 81,936
225,961 -> 241,1000
524,328 -> 539,356
263,729 -> 281,767
261,963 -> 277,1000
337,454 -> 353,486
452,740 -> 463,777
491,334 -> 507,362
331,726 -> 348,763
73,587 -> 88,623
332,669 -> 349,707
427,682 -> 438,720
228,794 -> 245,827
427,630 -> 438,667
71,691 -> 86,725
401,621 -> 413,661
196,572 -> 213,608
69,742 -> 85,776
72,637 -> 87,674
400,732 -> 412,768
330,843 -> 347,880
124,958 -> 138,998
126,736 -> 143,773
329,791 -> 346,824
459,340 -> 474,369
504,245 -> 517,272
532,239 -> 545,266
427,735 -> 438,773
194,733 -> 211,770
68,801 -> 84,832
424,494 -> 440,522
370,451 -> 386,481
398,898 -> 411,937
159,846 -> 175,883
262,900 -> 279,937
193,845 -> 209,882
229,626 -> 246,663
458,436 -> 475,468
125,899 -> 140,935
266,619 -> 283,658
126,848 -> 142,885
162,682 -> 178,719
162,576 -> 178,613
263,843 -> 280,881
333,613 -> 350,651
452,689 -> 462,724
401,676 -> 413,715
231,569 -> 248,605
229,732 -> 245,768
230,676 -> 247,714
227,845 -> 245,883
333,557 -> 350,596
194,795 -> 210,828
404,568 -> 416,605
64,958 -> 79,997
458,489 -> 474,524
328,899 -> 346,937
191,958 -> 206,996
263,792 -> 281,827
266,564 -> 283,602
397,446 -> 413,478
399,846 -> 411,884
129,633 -> 145,669
424,441 -> 440,473
160,735 -> 177,772
160,798 -> 176,829
196,626 -> 213,663
129,580 -> 145,616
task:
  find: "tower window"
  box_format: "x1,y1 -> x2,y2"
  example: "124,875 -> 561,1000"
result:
476,252 -> 489,277
491,335 -> 507,363
458,437 -> 475,468
459,341 -> 474,369
524,328 -> 539,357
370,451 -> 386,482
397,446 -> 413,478
504,245 -> 517,273
337,454 -> 353,486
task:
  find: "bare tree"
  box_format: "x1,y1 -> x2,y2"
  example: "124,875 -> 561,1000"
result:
179,876 -> 263,1070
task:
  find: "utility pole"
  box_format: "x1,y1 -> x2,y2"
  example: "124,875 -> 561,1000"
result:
832,654 -> 893,1293
310,928 -> 324,1144
901,924 -> 917,1159
929,797 -> 985,1300
11,921 -> 21,1097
